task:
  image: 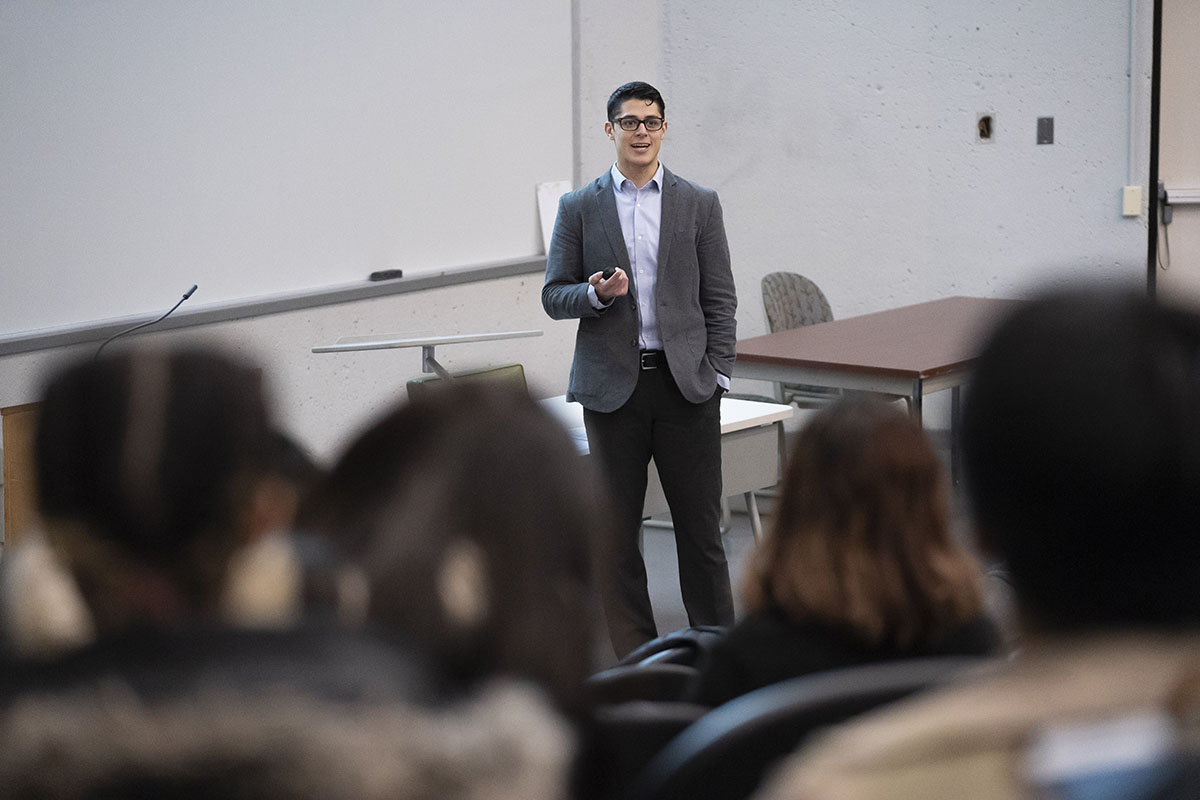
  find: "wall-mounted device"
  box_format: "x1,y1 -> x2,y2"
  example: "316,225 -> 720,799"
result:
976,112 -> 995,143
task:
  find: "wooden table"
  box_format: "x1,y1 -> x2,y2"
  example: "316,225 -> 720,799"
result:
735,296 -> 1020,479
736,296 -> 1018,416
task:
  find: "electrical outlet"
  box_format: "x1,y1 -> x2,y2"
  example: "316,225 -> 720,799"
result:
1122,186 -> 1142,217
976,112 -> 995,143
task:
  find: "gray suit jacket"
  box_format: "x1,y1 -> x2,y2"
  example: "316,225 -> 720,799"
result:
541,167 -> 737,412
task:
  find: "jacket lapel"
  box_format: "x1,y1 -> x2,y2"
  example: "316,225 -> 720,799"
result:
657,167 -> 677,270
593,172 -> 632,274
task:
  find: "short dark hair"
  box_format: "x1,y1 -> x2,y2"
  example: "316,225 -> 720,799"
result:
962,288 -> 1200,629
607,81 -> 665,121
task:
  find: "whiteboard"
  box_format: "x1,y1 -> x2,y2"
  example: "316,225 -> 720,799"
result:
0,1 -> 572,337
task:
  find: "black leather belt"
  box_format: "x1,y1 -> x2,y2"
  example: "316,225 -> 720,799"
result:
640,350 -> 665,370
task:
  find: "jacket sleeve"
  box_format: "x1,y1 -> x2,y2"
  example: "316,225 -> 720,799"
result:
697,191 -> 737,377
542,193 -> 601,321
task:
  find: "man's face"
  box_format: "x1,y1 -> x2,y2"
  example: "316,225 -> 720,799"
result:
605,98 -> 667,177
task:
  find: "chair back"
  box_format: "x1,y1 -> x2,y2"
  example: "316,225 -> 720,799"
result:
585,700 -> 710,799
759,273 -> 841,407
761,272 -> 833,333
627,656 -> 990,800
618,625 -> 728,668
585,662 -> 701,705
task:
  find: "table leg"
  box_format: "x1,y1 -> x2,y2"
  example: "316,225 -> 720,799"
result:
745,491 -> 764,541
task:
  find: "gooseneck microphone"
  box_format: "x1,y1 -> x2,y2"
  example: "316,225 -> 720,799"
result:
94,284 -> 198,361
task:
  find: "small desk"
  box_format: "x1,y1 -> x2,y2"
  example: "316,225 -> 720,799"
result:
540,395 -> 792,540
736,296 -> 1018,417
736,296 -> 1019,479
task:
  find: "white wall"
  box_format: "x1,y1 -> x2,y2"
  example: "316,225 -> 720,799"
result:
576,0 -> 1153,406
0,274 -> 577,465
0,1 -> 1158,537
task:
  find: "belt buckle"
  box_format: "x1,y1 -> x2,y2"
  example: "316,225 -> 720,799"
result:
640,351 -> 658,370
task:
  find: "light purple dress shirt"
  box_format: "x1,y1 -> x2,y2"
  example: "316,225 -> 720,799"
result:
588,162 -> 729,389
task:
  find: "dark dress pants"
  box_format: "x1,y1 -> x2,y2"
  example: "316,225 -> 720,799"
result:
583,362 -> 735,658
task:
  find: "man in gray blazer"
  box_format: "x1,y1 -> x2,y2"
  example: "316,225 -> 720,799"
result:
542,81 -> 737,657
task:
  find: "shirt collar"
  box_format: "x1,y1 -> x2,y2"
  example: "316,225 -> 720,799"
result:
611,162 -> 664,193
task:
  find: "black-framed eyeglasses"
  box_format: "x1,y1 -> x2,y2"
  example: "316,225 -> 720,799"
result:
613,115 -> 664,132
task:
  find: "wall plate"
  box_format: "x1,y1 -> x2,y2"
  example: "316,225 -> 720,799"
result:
1038,116 -> 1054,144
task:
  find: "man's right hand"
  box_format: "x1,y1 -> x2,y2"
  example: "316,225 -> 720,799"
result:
589,267 -> 629,302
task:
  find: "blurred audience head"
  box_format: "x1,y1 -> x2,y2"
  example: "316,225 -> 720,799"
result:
743,395 -> 986,648
262,428 -> 325,525
962,288 -> 1200,631
33,346 -> 281,634
221,429 -> 343,629
305,380 -> 603,713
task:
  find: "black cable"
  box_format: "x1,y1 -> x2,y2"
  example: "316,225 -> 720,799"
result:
1158,208 -> 1171,271
94,285 -> 197,361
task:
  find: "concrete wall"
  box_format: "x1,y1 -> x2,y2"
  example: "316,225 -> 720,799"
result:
0,0 -> 1158,537
0,273 -> 577,464
576,0 -> 1153,404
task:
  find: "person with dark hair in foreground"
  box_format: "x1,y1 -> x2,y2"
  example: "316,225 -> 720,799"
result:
305,380 -> 618,798
304,380 -> 606,718
692,396 -> 1000,708
0,348 -> 573,799
755,288 -> 1200,800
